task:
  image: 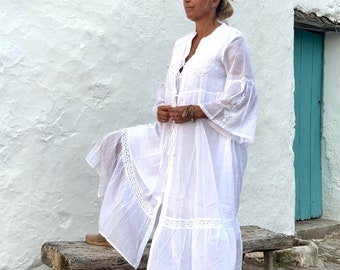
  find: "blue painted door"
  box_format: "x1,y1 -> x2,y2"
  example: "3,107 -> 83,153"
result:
293,29 -> 323,221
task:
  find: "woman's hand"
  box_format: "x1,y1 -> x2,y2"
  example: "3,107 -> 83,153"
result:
168,106 -> 190,124
158,105 -> 207,124
169,105 -> 207,124
157,105 -> 172,123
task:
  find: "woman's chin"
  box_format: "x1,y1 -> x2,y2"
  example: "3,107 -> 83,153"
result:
185,14 -> 196,21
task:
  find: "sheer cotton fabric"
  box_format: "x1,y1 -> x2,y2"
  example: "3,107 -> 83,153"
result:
86,23 -> 257,270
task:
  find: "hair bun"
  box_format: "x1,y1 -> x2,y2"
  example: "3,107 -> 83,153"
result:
216,0 -> 234,21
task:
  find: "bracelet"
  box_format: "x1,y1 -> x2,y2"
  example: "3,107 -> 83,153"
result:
181,105 -> 196,122
181,105 -> 191,119
189,105 -> 196,122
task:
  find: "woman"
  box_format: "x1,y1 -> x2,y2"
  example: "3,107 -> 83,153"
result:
86,0 -> 257,269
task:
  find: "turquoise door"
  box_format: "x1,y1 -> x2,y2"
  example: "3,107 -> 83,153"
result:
293,29 -> 323,221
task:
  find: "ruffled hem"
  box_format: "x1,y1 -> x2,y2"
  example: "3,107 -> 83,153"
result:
148,219 -> 242,270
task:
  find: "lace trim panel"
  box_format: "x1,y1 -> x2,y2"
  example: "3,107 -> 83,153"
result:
122,129 -> 153,217
163,217 -> 235,229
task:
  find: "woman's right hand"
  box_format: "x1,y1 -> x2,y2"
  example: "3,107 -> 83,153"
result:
157,105 -> 172,123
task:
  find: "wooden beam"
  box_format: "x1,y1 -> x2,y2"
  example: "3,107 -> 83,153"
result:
41,226 -> 307,270
264,251 -> 274,270
41,241 -> 150,270
294,9 -> 340,33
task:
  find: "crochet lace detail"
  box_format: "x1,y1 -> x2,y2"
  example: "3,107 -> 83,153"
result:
163,217 -> 235,229
122,129 -> 153,217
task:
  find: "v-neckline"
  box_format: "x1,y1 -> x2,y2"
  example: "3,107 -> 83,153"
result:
179,23 -> 223,73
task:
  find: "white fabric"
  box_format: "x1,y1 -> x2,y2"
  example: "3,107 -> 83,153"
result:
86,23 -> 257,270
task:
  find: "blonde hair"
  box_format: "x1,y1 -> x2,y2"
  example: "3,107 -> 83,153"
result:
216,0 -> 234,21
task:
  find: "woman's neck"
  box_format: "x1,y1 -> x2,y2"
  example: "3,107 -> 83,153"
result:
195,19 -> 221,39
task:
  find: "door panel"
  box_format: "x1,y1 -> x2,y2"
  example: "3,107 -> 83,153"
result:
294,29 -> 323,221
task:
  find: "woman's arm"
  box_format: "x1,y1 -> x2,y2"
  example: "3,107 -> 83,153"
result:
199,36 -> 258,143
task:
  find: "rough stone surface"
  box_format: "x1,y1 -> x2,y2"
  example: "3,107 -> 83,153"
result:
316,231 -> 340,266
273,241 -> 319,268
295,219 -> 340,240
243,225 -> 340,270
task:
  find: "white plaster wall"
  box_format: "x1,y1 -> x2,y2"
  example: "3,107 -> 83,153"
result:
0,1 -> 191,269
235,0 -> 297,235
1,0 -> 339,269
322,32 -> 340,222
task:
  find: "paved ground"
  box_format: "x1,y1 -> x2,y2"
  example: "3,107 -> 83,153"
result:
242,230 -> 340,270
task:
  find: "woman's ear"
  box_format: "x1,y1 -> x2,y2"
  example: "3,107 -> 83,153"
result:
211,0 -> 221,9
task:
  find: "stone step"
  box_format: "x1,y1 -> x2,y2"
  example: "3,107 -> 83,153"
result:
295,218 -> 340,240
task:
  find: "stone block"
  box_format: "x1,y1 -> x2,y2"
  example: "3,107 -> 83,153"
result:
273,240 -> 320,268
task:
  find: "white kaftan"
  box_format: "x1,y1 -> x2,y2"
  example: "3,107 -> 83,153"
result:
86,23 -> 257,270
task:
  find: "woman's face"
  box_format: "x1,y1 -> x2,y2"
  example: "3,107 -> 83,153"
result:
183,0 -> 219,21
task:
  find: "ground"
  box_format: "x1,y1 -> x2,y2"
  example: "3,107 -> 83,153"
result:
242,231 -> 340,270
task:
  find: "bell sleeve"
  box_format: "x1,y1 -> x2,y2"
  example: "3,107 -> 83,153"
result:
199,36 -> 258,144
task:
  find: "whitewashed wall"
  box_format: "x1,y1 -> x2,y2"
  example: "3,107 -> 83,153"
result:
322,32 -> 340,221
0,1 -> 191,269
1,0 -> 340,269
235,0 -> 297,235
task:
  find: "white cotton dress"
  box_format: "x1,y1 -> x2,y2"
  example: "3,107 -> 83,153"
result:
86,23 -> 257,270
